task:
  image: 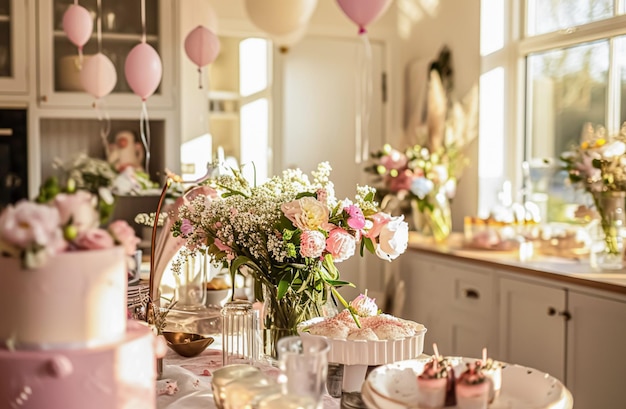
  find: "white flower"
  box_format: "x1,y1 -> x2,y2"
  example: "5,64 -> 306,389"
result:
375,215 -> 409,261
601,140 -> 626,158
350,292 -> 378,317
410,177 -> 434,200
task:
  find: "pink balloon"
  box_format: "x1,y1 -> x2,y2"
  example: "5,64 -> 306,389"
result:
62,4 -> 93,48
80,53 -> 117,99
336,0 -> 392,34
184,25 -> 221,68
124,43 -> 162,100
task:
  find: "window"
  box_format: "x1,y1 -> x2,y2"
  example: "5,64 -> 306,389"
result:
480,0 -> 626,222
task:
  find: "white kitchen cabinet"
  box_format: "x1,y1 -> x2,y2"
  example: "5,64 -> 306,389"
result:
566,291 -> 626,408
498,276 -> 567,382
0,0 -> 28,93
36,0 -> 175,108
399,252 -> 497,358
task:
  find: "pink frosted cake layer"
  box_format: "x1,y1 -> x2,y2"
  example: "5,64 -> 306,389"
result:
0,320 -> 157,409
0,247 -> 127,348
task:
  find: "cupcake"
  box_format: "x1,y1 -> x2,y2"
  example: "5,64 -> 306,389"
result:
480,358 -> 502,403
417,357 -> 455,408
455,362 -> 489,409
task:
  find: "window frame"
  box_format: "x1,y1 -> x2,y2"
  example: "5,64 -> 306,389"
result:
479,0 -> 626,217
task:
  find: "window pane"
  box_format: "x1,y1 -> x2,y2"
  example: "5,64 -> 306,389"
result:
527,40 -> 608,160
240,38 -> 268,97
526,0 -> 613,36
617,36 -> 626,125
240,98 -> 269,182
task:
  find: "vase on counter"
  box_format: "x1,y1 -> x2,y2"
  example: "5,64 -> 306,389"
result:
411,188 -> 452,242
590,191 -> 626,270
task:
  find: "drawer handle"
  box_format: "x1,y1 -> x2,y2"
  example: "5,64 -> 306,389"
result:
547,307 -> 571,321
464,289 -> 480,299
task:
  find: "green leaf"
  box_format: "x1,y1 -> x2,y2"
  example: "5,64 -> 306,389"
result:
296,191 -> 316,199
277,278 -> 290,299
364,237 -> 375,254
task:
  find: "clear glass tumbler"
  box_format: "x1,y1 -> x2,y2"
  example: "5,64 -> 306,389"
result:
221,300 -> 260,366
276,335 -> 330,409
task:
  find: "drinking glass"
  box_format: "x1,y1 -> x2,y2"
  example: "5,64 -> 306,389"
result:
221,300 -> 260,365
276,335 -> 330,409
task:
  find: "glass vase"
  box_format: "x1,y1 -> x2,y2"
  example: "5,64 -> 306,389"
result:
173,253 -> 209,310
411,189 -> 452,242
261,284 -> 323,360
590,191 -> 626,270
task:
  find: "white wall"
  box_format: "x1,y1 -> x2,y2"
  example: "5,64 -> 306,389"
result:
200,0 -> 481,230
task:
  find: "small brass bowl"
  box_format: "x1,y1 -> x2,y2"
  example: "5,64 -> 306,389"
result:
162,331 -> 214,357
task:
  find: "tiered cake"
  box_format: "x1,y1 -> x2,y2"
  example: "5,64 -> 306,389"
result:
0,247 -> 160,409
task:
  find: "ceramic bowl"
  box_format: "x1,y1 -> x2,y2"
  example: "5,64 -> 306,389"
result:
162,331 -> 214,357
205,288 -> 232,307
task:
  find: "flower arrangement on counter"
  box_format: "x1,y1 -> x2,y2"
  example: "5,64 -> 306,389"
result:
0,190 -> 140,269
366,50 -> 477,242
170,162 -> 409,350
560,122 -> 626,264
561,123 -> 626,193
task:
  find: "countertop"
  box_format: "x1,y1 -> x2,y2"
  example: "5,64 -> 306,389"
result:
406,232 -> 626,295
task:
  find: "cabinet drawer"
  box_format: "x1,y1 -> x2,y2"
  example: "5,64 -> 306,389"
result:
448,264 -> 493,314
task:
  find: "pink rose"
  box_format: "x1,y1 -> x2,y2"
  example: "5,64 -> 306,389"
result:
180,219 -> 194,236
380,149 -> 408,171
214,238 -> 231,252
325,228 -> 356,262
345,205 -> 366,230
0,201 -> 66,255
387,170 -> 413,193
375,215 -> 409,261
300,230 -> 326,258
108,220 -> 140,255
53,191 -> 99,233
281,197 -> 329,231
75,228 -> 115,250
364,212 -> 391,240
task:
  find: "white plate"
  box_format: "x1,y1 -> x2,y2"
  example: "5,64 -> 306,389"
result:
366,357 -> 573,409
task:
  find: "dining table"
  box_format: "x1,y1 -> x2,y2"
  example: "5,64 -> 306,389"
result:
156,343 -> 341,409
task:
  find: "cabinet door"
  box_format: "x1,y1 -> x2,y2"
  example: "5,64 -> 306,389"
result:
0,0 -> 28,93
37,0 -> 175,108
567,292 -> 626,409
400,252 -> 495,358
499,277 -> 566,381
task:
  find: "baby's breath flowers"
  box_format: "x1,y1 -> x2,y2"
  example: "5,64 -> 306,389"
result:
171,162 -> 409,336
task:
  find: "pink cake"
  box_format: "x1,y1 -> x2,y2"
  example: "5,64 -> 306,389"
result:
0,247 -> 127,348
0,247 -> 160,409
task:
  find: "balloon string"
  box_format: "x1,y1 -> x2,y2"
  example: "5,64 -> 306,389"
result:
141,0 -> 147,43
198,67 -> 203,89
354,34 -> 373,163
74,0 -> 77,5
140,101 -> 151,171
95,99 -> 112,158
96,0 -> 102,52
78,47 -> 83,69
361,34 -> 373,162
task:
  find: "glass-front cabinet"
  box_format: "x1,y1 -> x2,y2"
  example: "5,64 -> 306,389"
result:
0,0 -> 28,93
37,0 -> 174,108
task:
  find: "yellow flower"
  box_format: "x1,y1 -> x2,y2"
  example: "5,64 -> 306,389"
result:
595,138 -> 607,147
581,141 -> 590,149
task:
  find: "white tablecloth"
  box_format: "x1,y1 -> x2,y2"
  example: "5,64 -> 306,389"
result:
156,348 -> 341,409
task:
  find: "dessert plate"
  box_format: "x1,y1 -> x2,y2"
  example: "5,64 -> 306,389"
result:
365,357 -> 573,409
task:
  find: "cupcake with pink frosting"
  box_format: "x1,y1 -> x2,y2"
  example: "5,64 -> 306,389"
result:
417,348 -> 455,409
455,362 -> 489,409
